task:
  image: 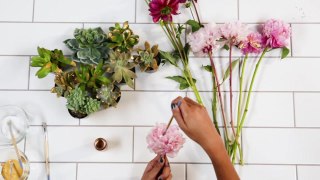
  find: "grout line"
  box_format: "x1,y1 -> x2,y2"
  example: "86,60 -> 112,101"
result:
296,165 -> 299,180
27,57 -> 31,90
293,92 -> 297,127
185,164 -> 187,180
290,24 -> 294,57
32,0 -> 36,22
132,127 -> 135,162
134,0 -> 137,23
82,23 -> 84,29
237,0 -> 240,20
76,163 -> 79,180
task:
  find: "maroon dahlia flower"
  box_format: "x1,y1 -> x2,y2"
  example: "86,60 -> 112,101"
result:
149,0 -> 180,23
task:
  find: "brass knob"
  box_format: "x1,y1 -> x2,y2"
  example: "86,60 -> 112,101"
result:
94,138 -> 108,151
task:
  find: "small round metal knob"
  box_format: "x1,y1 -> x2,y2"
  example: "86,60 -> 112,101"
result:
94,138 -> 108,151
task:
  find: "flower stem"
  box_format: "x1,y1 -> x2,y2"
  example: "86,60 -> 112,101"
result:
228,44 -> 236,138
191,0 -> 202,25
208,52 -> 230,141
211,62 -> 220,135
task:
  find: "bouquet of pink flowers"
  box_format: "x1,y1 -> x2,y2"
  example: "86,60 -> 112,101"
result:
145,0 -> 291,164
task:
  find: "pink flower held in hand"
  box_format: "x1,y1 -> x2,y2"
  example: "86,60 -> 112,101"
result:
239,32 -> 263,55
149,0 -> 180,23
147,123 -> 185,158
220,21 -> 249,46
188,23 -> 222,57
261,19 -> 291,48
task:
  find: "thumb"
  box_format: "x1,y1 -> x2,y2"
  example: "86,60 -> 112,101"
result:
148,155 -> 165,178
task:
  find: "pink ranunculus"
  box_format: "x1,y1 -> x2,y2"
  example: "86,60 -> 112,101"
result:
187,23 -> 222,57
146,123 -> 185,158
220,21 -> 249,46
239,32 -> 264,55
149,0 -> 180,23
261,19 -> 291,48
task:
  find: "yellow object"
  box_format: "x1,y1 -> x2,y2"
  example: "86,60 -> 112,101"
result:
1,159 -> 23,180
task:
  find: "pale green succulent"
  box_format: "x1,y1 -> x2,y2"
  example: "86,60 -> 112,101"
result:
96,84 -> 121,108
107,21 -> 139,53
64,27 -> 109,65
106,51 -> 136,88
134,41 -> 160,72
83,98 -> 101,114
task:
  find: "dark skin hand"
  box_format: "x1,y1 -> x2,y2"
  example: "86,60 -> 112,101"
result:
142,155 -> 172,180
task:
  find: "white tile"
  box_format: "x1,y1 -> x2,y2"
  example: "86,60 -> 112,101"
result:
0,91 -> 79,125
188,92 -> 294,127
134,127 -> 211,163
0,0 -> 33,21
81,91 -> 185,126
25,127 -> 45,161
298,166 -> 320,180
187,164 -> 296,180
77,163 -> 185,180
44,127 -> 132,162
29,67 -> 55,90
0,140 -> 25,161
0,56 -> 29,89
243,128 -> 320,164
240,0 -> 320,23
292,24 -> 320,56
295,93 -> 320,127
0,23 -> 82,55
34,0 -> 135,22
136,0 -> 238,23
29,163 -> 77,180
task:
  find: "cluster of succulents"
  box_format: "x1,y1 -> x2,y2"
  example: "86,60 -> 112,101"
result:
31,22 -> 162,118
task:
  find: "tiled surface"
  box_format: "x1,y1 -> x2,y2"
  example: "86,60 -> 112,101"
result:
0,0 -> 319,179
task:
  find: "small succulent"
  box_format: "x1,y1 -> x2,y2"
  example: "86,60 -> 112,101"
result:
51,72 -> 77,97
106,51 -> 136,88
64,27 -> 109,65
134,41 -> 160,72
31,47 -> 76,78
66,87 -> 101,115
96,84 -> 121,108
107,21 -> 139,53
75,62 -> 111,89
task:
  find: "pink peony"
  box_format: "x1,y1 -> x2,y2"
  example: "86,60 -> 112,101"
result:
187,23 -> 222,57
261,19 -> 291,48
149,0 -> 180,23
220,21 -> 249,46
239,32 -> 263,55
147,123 -> 185,158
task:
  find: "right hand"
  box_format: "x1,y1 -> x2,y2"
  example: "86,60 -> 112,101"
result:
171,96 -> 221,149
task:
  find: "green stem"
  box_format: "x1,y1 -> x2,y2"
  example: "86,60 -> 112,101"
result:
191,0 -> 202,25
229,45 -> 236,137
211,65 -> 220,135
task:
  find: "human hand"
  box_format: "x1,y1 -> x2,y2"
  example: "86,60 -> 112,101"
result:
171,96 -> 221,150
142,155 -> 172,180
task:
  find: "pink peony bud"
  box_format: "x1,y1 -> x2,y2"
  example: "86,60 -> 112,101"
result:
261,19 -> 291,49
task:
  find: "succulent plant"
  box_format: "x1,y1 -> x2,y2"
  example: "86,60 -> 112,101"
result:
107,21 -> 139,53
66,87 -> 101,115
64,27 -> 109,65
106,50 -> 136,88
75,62 -> 111,89
31,47 -> 76,78
51,71 -> 77,97
96,84 -> 121,108
134,41 -> 160,72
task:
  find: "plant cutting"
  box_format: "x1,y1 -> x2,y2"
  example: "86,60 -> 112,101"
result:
31,22 -> 161,118
145,0 -> 291,164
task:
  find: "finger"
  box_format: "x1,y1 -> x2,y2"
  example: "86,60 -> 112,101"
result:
178,98 -> 191,121
172,101 -> 187,130
145,155 -> 160,172
158,158 -> 171,180
148,155 -> 165,178
171,96 -> 183,106
184,97 -> 202,107
167,173 -> 172,180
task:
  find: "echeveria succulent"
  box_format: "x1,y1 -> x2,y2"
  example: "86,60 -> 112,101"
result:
106,50 -> 136,88
31,47 -> 76,78
107,21 -> 139,53
64,27 -> 109,65
134,41 -> 160,72
96,84 -> 121,108
51,71 -> 77,97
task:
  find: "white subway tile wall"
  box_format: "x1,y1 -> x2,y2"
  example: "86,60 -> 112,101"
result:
0,0 -> 318,179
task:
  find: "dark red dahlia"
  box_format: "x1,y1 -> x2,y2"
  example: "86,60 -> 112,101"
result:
149,0 -> 180,23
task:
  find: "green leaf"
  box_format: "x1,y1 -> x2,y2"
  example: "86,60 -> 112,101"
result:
159,51 -> 178,67
223,44 -> 230,51
281,47 -> 290,59
184,43 -> 190,56
223,59 -> 240,81
203,65 -> 212,72
36,66 -> 51,78
186,20 -> 201,32
166,76 -> 197,90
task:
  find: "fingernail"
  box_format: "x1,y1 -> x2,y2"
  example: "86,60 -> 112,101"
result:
177,100 -> 182,107
159,156 -> 164,163
171,103 -> 177,110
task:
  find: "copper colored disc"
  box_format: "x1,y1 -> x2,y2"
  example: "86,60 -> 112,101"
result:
94,138 -> 108,151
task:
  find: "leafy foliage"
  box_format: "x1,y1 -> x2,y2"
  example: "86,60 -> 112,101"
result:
31,47 -> 76,78
107,21 -> 139,53
66,87 -> 101,115
281,47 -> 290,59
106,50 -> 136,88
51,71 -> 77,97
96,84 -> 121,108
186,20 -> 202,32
166,76 -> 197,90
64,27 -> 109,65
134,41 -> 160,72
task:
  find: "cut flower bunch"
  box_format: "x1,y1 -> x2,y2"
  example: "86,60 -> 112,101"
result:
31,22 -> 162,118
146,0 -> 291,164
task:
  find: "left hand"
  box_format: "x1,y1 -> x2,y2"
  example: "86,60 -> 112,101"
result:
142,155 -> 172,180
